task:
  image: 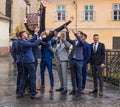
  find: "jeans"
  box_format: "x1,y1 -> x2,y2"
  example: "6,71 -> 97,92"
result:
40,58 -> 54,87
70,59 -> 83,91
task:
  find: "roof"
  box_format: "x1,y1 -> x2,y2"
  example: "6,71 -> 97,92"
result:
0,12 -> 10,21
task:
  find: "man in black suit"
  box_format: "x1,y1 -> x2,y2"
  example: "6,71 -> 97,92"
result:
89,34 -> 105,96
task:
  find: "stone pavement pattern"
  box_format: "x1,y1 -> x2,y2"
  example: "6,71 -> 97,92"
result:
0,56 -> 120,107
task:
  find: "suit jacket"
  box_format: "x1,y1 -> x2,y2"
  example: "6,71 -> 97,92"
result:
30,33 -> 41,60
13,39 -> 23,63
20,39 -> 41,63
66,32 -> 84,60
50,40 -> 70,61
41,38 -> 56,60
90,42 -> 105,65
83,41 -> 91,63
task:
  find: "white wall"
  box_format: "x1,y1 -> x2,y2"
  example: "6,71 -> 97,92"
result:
0,19 -> 9,47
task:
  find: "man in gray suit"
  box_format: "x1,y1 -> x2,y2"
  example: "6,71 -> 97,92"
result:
50,33 -> 70,94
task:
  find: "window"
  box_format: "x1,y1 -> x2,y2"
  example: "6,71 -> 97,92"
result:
84,5 -> 94,21
6,0 -> 12,18
113,37 -> 120,49
57,5 -> 66,21
113,4 -> 120,21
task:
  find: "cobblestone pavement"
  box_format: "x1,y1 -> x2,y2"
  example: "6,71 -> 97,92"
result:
0,55 -> 120,107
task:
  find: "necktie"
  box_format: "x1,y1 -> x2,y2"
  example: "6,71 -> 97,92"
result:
94,43 -> 97,53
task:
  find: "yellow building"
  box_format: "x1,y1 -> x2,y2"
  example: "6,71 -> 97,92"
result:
28,0 -> 120,49
0,0 -> 28,35
0,12 -> 10,56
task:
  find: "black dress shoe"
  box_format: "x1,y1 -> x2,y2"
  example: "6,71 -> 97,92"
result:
56,87 -> 64,92
89,89 -> 98,94
69,90 -> 76,95
61,90 -> 67,94
75,92 -> 81,98
99,91 -> 103,96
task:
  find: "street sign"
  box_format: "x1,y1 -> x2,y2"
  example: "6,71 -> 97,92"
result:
27,13 -> 38,25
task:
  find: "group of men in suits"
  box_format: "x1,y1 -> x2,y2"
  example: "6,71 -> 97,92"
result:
12,1 -> 75,99
45,24 -> 105,97
12,1 -> 105,99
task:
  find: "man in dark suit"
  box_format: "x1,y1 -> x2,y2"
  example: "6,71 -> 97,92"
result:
89,34 -> 105,96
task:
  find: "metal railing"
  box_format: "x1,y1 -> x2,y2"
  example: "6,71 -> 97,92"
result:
105,50 -> 120,87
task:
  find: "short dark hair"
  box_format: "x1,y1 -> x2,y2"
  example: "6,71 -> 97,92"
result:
83,33 -> 87,38
16,32 -> 20,38
93,34 -> 99,37
78,31 -> 84,35
19,31 -> 26,38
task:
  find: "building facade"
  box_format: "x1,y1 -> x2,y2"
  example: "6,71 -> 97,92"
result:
0,0 -> 27,36
27,0 -> 120,49
0,12 -> 10,56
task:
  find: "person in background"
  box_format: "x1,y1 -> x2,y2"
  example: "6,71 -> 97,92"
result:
81,33 -> 91,94
12,32 -> 24,97
89,34 -> 105,96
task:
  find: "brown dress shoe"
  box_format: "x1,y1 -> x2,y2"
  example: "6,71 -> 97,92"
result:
81,89 -> 85,94
37,85 -> 45,91
31,93 -> 43,99
49,87 -> 54,93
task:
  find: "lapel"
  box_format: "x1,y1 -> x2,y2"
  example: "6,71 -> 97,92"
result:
96,43 -> 100,53
91,43 -> 94,52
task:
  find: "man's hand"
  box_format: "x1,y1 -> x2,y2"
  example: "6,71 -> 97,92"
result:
24,17 -> 27,21
40,1 -> 46,8
71,29 -> 75,34
69,16 -> 74,22
101,63 -> 105,68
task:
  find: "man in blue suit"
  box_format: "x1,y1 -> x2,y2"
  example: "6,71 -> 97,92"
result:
12,32 -> 23,97
81,33 -> 91,94
65,26 -> 85,97
40,37 -> 56,93
19,31 -> 42,99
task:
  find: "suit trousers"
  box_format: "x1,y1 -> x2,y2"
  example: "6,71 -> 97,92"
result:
40,58 -> 54,87
16,62 -> 24,94
20,63 -> 37,96
56,60 -> 67,90
82,62 -> 87,89
91,65 -> 103,91
70,59 -> 83,91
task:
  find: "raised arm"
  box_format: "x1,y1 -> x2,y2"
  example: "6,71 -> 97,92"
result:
21,39 -> 41,48
71,29 -> 84,46
62,40 -> 71,49
24,18 -> 34,35
39,1 -> 46,35
42,17 -> 74,42
54,16 -> 74,32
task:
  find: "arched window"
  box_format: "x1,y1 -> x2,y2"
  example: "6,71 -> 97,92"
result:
6,0 -> 12,18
